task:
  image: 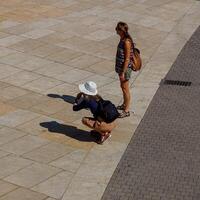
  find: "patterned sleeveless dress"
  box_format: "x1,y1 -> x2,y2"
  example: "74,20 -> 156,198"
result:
115,39 -> 133,80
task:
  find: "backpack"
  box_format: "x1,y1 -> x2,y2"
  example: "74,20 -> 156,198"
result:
131,47 -> 142,71
97,99 -> 119,123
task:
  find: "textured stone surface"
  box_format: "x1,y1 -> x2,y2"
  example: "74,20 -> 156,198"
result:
0,188 -> 47,200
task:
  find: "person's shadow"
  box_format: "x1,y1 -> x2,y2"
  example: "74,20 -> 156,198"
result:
47,94 -> 75,104
40,121 -> 97,142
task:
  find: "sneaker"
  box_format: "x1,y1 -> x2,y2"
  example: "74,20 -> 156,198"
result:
97,132 -> 111,144
116,104 -> 125,110
118,110 -> 130,118
90,130 -> 101,141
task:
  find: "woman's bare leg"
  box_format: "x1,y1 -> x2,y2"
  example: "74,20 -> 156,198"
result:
120,80 -> 130,112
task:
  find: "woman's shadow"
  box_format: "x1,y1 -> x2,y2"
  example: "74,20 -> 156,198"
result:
47,94 -> 75,104
40,121 -> 97,142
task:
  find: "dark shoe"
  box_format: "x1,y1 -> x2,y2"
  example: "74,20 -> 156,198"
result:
97,133 -> 111,145
90,130 -> 101,141
118,110 -> 130,118
116,104 -> 125,110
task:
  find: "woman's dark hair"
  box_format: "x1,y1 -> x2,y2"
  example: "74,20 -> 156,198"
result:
116,21 -> 135,48
84,94 -> 102,102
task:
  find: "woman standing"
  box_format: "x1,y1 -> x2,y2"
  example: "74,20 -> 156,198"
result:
115,22 -> 134,118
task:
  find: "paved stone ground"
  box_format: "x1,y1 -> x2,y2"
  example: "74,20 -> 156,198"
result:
102,26 -> 200,200
0,0 -> 199,200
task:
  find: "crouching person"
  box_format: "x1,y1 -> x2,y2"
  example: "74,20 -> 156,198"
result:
73,81 -> 119,144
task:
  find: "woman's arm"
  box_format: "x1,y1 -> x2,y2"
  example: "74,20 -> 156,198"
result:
73,99 -> 86,111
73,93 -> 87,111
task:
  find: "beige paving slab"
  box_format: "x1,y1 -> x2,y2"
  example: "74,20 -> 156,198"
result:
32,171 -> 74,199
0,82 -> 12,90
0,63 -> 22,80
83,141 -> 126,166
30,98 -> 70,116
65,54 -> 102,69
16,56 -> 54,71
37,32 -> 74,44
0,52 -> 30,66
150,19 -> 177,32
74,162 -> 114,184
46,49 -> 83,63
0,35 -> 26,47
162,1 -> 192,12
0,101 -> 16,116
62,176 -> 106,200
0,20 -> 21,29
0,47 -> 16,57
98,81 -> 122,97
83,30 -> 114,41
56,36 -> 91,50
172,21 -> 200,40
55,69 -> 94,83
4,163 -> 61,188
40,129 -> 95,151
0,187 -> 47,200
41,7 -> 69,18
21,29 -> 55,39
9,38 -> 45,53
34,62 -> 73,77
132,85 -> 160,114
50,149 -> 87,173
0,135 -> 49,155
75,74 -> 115,88
109,126 -> 137,144
45,198 -> 56,200
0,32 -> 11,40
0,109 -> 40,127
0,86 -> 30,101
0,154 -> 32,178
93,46 -> 116,60
85,60 -> 114,75
7,92 -> 50,110
23,142 -> 74,164
29,18 -> 65,29
0,127 -> 27,146
22,77 -> 63,94
48,22 -> 77,33
50,107 -> 89,124
43,82 -> 79,96
0,150 -> 10,159
2,71 -> 42,86
16,115 -> 64,136
0,180 -> 18,197
29,44 -> 65,58
78,41 -> 110,55
2,24 -> 34,35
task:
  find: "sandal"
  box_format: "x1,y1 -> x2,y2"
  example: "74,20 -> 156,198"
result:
117,104 -> 125,110
118,110 -> 130,118
97,132 -> 111,145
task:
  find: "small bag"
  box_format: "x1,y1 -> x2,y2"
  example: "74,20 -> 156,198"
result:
131,48 -> 142,71
97,99 -> 119,123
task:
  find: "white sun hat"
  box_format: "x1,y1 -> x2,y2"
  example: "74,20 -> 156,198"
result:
78,81 -> 98,96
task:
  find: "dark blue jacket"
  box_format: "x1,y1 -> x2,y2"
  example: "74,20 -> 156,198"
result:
73,98 -> 98,117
